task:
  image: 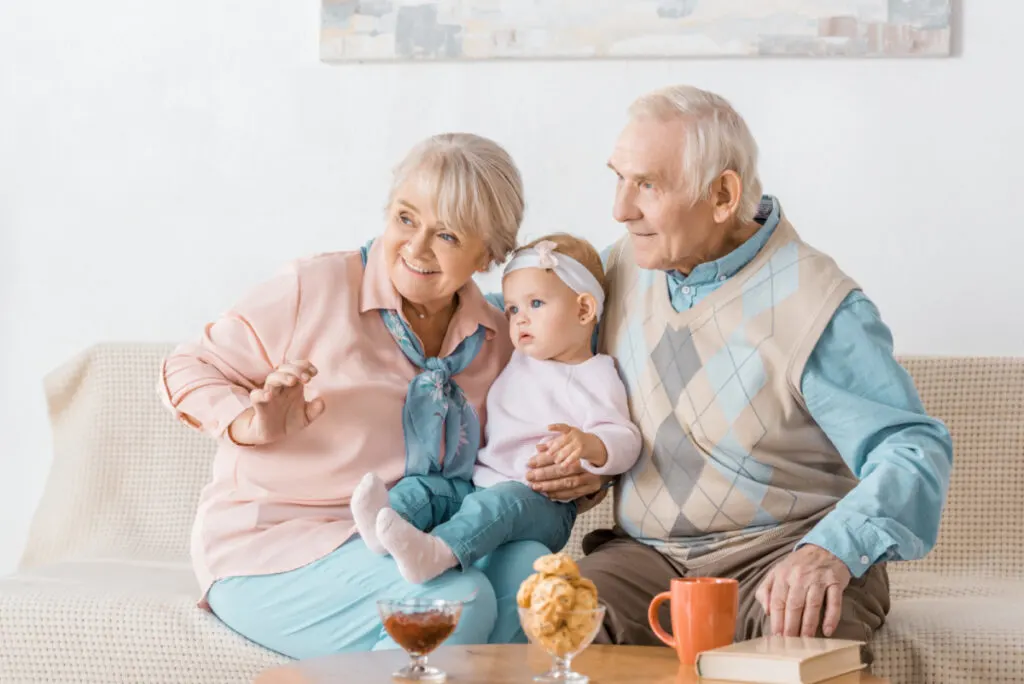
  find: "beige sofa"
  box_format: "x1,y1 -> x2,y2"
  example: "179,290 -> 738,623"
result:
0,343 -> 1021,683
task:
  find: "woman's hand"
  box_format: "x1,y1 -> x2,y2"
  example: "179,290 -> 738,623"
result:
228,361 -> 325,446
525,443 -> 605,502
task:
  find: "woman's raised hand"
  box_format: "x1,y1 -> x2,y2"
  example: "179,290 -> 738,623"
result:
228,361 -> 325,446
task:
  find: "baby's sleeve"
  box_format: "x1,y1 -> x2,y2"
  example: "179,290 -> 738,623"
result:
574,356 -> 642,476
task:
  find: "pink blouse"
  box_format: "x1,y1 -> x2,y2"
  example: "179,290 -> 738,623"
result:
159,240 -> 513,603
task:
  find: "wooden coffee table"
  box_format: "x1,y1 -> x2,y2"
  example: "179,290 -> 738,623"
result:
254,644 -> 889,683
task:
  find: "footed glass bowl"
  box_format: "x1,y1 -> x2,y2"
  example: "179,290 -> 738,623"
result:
518,605 -> 606,683
378,598 -> 463,682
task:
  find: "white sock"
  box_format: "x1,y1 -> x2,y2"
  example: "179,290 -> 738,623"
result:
376,508 -> 458,584
352,472 -> 390,555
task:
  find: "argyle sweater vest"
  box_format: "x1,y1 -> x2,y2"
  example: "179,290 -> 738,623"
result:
600,217 -> 860,566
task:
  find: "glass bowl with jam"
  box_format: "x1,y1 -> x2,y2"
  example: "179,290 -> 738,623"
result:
378,598 -> 463,682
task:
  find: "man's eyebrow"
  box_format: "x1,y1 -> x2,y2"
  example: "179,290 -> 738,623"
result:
608,162 -> 660,184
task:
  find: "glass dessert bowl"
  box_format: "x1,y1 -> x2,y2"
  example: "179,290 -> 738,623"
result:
518,605 -> 606,683
378,598 -> 463,682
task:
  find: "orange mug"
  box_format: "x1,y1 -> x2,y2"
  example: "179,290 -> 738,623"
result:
648,577 -> 738,666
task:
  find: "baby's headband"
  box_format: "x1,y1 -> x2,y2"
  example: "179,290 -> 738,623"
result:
503,240 -> 605,320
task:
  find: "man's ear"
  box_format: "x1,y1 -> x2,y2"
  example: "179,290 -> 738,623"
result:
712,170 -> 743,224
577,293 -> 598,325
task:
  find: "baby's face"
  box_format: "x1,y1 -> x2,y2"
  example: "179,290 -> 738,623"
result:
502,267 -> 593,361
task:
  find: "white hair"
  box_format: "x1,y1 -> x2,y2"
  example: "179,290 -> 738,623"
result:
388,133 -> 525,266
629,85 -> 763,223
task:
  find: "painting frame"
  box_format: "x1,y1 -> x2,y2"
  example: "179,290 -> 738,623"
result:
320,1 -> 953,63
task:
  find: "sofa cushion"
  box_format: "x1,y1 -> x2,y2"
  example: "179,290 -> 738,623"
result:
873,584 -> 1024,683
894,357 -> 1024,579
0,560 -> 286,683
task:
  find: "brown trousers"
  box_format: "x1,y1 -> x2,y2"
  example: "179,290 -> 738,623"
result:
577,528 -> 890,663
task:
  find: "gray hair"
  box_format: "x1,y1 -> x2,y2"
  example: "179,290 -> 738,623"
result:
388,133 -> 525,266
629,85 -> 763,223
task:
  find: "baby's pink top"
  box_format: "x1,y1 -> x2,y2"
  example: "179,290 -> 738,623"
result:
473,350 -> 642,488
159,240 -> 512,603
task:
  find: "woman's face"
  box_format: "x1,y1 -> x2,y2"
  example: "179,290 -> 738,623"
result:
382,175 -> 490,311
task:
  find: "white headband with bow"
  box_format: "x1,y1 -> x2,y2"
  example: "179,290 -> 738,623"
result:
503,240 -> 605,320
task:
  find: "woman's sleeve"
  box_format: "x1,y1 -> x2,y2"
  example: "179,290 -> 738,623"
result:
158,264 -> 301,439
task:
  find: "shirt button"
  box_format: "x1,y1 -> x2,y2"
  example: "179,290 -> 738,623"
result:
681,286 -> 692,295
860,555 -> 870,565
718,275 -> 727,282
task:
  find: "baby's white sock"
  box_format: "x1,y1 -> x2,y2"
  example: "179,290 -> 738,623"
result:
376,508 -> 458,584
352,472 -> 390,555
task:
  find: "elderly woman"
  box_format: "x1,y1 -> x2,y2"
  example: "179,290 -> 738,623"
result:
158,133 -> 545,658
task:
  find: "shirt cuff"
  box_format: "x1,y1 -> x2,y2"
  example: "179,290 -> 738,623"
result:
579,428 -> 639,476
207,388 -> 253,441
795,509 -> 899,578
580,458 -> 617,476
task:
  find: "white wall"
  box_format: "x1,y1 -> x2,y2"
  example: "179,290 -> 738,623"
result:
1,1 -> 1021,574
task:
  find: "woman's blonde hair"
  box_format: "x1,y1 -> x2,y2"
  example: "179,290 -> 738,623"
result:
388,133 -> 525,266
521,233 -> 606,290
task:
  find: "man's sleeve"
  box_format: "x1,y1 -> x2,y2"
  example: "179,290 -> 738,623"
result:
795,291 -> 954,577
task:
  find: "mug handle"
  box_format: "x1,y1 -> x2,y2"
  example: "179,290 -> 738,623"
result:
647,591 -> 675,648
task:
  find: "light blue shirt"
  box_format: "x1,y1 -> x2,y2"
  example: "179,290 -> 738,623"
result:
656,197 -> 953,576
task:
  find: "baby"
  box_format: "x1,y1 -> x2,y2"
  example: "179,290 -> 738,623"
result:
351,234 -> 642,584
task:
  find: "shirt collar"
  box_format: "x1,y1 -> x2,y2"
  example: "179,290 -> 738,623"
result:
359,238 -> 402,313
359,238 -> 499,340
668,195 -> 780,287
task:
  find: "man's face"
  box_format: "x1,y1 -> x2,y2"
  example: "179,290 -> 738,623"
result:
607,116 -> 719,273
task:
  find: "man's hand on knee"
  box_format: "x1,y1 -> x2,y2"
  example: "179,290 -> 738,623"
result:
754,545 -> 851,638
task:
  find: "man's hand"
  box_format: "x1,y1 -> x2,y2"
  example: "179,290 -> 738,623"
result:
755,545 -> 852,638
526,442 -> 604,502
228,360 -> 325,446
545,424 -> 608,468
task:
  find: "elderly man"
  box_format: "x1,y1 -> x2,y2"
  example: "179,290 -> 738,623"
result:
526,84 -> 953,655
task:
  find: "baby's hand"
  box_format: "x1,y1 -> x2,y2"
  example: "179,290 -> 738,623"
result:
542,424 -> 608,469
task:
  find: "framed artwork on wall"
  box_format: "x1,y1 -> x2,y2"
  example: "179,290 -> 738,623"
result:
320,1 -> 952,63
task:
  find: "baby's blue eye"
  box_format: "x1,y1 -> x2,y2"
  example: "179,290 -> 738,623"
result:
530,299 -> 543,309
507,305 -> 519,315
